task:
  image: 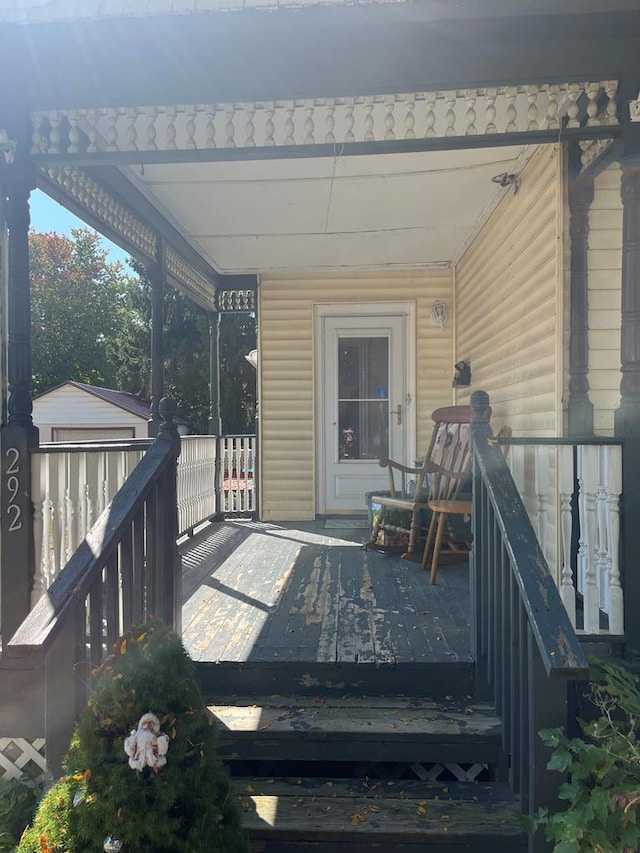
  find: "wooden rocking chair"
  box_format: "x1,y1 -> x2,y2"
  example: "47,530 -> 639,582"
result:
365,404 -> 478,559
422,423 -> 512,584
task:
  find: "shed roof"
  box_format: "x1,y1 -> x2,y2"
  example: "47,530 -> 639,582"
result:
34,381 -> 190,425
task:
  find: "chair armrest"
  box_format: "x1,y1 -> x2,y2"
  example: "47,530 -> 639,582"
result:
378,458 -> 421,475
428,460 -> 470,480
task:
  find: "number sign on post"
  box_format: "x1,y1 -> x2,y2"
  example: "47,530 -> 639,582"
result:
1,425 -> 38,642
5,447 -> 23,532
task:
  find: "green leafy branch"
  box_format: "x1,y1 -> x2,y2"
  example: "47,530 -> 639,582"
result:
527,660 -> 640,853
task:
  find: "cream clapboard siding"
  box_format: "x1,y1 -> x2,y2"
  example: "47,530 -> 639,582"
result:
259,270 -> 454,520
33,385 -> 146,441
588,163 -> 622,436
454,144 -> 563,575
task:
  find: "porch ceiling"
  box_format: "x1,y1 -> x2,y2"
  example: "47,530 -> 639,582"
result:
124,145 -> 531,274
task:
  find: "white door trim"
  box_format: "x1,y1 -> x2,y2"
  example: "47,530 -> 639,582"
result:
314,301 -> 416,515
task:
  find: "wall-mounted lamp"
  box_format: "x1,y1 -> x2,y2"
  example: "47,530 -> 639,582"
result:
430,299 -> 448,329
245,349 -> 258,369
0,129 -> 16,165
491,172 -> 520,194
453,360 -> 471,387
630,92 -> 640,122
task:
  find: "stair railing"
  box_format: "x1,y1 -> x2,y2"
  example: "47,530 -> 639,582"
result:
469,392 -> 588,844
1,399 -> 182,774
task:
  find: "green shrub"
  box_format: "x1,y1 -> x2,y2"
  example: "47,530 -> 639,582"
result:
530,660 -> 640,853
18,618 -> 247,853
0,776 -> 41,852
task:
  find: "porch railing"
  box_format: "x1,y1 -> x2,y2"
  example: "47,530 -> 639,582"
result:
502,437 -> 623,636
470,402 -> 588,842
220,434 -> 255,517
28,433 -> 248,604
31,439 -> 152,604
2,401 -> 182,774
177,435 -> 217,535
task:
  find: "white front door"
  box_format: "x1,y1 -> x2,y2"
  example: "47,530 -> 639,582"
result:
319,310 -> 411,513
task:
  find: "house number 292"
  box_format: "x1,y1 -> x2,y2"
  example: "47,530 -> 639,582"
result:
5,447 -> 23,532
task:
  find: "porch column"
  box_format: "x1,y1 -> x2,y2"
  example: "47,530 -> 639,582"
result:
566,144 -> 595,437
0,170 -> 39,642
148,240 -> 165,437
208,310 -> 222,436
208,310 -> 223,518
615,71 -> 640,656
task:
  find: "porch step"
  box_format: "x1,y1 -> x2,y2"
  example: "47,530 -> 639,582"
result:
208,694 -> 503,767
205,693 -> 526,851
238,777 -> 525,851
195,659 -> 476,698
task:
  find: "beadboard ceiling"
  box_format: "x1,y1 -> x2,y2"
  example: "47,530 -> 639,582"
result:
125,145 -> 532,275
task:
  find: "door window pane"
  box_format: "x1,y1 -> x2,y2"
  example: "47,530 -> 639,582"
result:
338,337 -> 389,460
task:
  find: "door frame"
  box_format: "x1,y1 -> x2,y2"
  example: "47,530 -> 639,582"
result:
314,301 -> 416,515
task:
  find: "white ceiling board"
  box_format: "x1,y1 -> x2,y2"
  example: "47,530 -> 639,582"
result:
126,146 -> 532,273
195,228 -> 462,272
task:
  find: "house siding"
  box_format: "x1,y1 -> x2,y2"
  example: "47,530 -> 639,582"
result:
454,144 -> 562,435
33,385 -> 147,441
258,270 -> 454,521
587,163 -> 622,436
454,144 -> 563,575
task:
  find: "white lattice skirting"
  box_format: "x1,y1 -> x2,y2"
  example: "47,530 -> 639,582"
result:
0,738 -> 46,780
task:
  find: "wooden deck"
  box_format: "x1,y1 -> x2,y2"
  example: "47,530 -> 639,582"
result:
180,519 -> 471,666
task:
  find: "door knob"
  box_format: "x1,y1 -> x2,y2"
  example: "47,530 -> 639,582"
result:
394,404 -> 402,425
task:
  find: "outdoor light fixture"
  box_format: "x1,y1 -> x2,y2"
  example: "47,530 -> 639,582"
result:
630,92 -> 640,122
430,299 -> 448,329
453,361 -> 471,387
245,349 -> 258,369
0,129 -> 16,165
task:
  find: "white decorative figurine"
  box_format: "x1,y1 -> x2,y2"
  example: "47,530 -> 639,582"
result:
124,712 -> 169,774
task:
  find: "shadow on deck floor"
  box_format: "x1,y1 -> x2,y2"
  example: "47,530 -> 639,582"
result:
180,519 -> 471,666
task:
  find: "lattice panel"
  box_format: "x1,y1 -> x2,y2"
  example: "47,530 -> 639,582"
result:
28,81 -> 619,157
0,738 -> 46,780
410,762 -> 489,782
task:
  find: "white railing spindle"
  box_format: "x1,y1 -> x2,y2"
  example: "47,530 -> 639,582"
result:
534,445 -> 550,563
604,445 -> 623,634
558,446 -> 576,627
578,444 -> 600,634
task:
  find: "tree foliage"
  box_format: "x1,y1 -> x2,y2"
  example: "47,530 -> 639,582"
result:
30,230 -> 134,396
29,230 -> 257,435
114,262 -> 256,435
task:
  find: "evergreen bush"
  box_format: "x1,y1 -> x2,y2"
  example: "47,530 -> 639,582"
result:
18,618 -> 247,852
0,777 -> 41,852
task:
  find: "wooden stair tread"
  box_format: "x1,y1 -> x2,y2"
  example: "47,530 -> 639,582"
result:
208,695 -> 501,740
236,777 -> 524,844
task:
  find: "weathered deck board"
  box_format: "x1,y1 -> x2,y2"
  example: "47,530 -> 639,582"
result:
180,520 -> 471,665
236,777 -> 524,847
208,695 -> 501,738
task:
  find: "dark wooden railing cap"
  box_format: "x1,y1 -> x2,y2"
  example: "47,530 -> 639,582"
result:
470,390 -> 490,421
157,397 -> 181,454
